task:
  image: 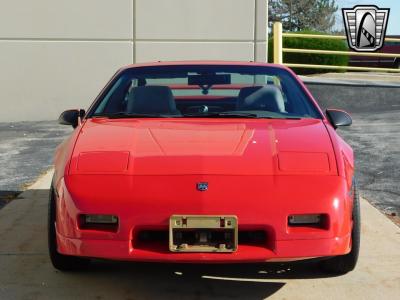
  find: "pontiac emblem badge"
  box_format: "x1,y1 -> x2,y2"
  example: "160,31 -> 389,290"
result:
196,182 -> 208,191
342,5 -> 390,52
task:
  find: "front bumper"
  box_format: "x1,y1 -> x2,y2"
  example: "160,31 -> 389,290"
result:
57,232 -> 350,263
55,174 -> 353,262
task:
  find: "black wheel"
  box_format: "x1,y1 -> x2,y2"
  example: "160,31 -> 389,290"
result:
320,179 -> 360,274
48,184 -> 90,271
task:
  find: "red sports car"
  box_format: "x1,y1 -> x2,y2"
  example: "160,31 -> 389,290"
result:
49,61 -> 359,274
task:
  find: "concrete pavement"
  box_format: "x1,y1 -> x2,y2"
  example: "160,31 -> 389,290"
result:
304,72 -> 400,85
0,170 -> 399,300
338,111 -> 400,219
0,121 -> 71,191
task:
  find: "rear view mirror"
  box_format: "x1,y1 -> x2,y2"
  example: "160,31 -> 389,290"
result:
326,109 -> 352,129
58,109 -> 85,128
188,74 -> 231,86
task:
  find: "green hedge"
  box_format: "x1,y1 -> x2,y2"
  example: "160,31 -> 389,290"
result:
268,31 -> 349,75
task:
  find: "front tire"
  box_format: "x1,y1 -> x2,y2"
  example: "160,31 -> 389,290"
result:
48,184 -> 90,271
320,179 -> 360,274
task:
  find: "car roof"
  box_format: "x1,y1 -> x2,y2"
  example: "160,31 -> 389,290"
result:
119,61 -> 290,72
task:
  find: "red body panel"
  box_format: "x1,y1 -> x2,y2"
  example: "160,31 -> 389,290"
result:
53,61 -> 354,263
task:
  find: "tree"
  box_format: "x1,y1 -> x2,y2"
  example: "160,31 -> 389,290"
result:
269,0 -> 338,33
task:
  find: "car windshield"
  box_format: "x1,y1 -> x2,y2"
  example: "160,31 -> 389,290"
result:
89,65 -> 321,119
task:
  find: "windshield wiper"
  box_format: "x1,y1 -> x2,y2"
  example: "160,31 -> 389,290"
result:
269,116 -> 302,120
182,112 -> 303,119
94,112 -> 302,120
93,112 -> 178,119
183,112 -> 259,118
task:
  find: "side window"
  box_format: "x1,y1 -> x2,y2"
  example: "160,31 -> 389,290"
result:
94,77 -> 124,114
279,76 -> 317,117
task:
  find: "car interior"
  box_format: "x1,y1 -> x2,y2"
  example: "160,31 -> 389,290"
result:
92,70 -> 321,119
123,84 -> 287,116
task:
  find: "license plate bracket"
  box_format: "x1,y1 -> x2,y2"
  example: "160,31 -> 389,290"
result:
169,215 -> 238,252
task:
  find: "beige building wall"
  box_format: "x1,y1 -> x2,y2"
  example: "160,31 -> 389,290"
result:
0,0 -> 267,121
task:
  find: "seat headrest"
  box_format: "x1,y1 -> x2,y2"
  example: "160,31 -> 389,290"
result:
238,86 -> 263,99
127,85 -> 178,114
237,86 -> 263,109
238,85 -> 285,113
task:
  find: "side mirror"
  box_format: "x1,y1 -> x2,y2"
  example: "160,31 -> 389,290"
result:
326,109 -> 352,129
58,109 -> 85,128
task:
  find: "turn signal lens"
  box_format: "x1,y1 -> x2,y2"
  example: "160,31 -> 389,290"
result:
288,214 -> 322,225
84,214 -> 118,224
80,214 -> 119,232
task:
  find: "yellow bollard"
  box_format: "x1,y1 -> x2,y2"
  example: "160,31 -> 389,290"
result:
273,22 -> 283,64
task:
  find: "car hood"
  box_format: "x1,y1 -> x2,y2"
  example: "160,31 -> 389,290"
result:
69,118 -> 337,176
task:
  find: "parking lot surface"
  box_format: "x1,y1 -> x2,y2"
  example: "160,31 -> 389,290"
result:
339,110 -> 400,217
0,121 -> 70,191
0,121 -> 70,208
